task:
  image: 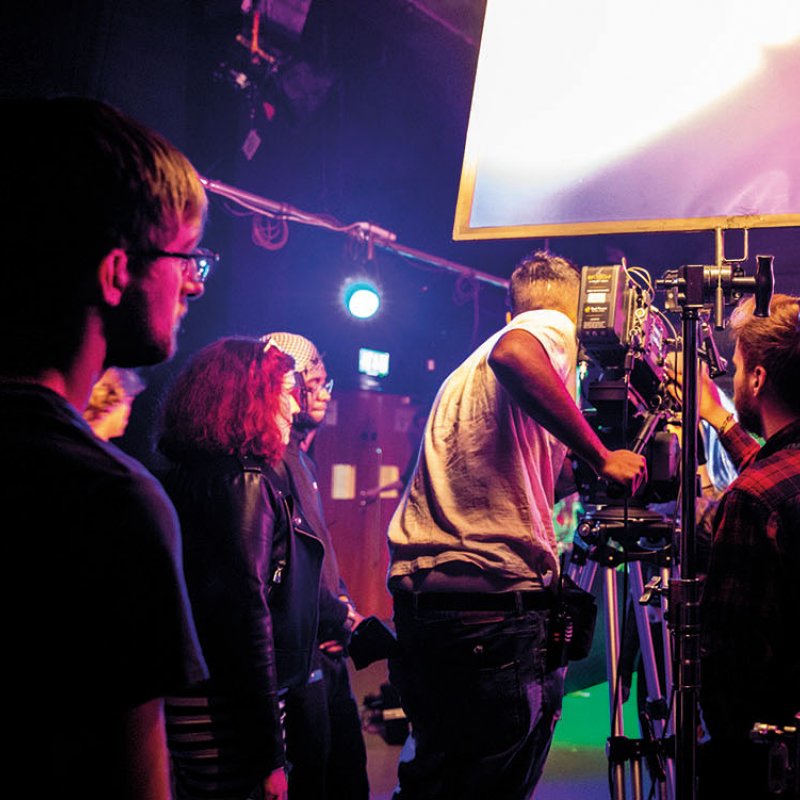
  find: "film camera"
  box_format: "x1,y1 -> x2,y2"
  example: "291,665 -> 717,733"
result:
576,263 -> 681,513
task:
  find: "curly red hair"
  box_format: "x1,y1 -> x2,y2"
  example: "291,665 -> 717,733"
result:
160,337 -> 295,465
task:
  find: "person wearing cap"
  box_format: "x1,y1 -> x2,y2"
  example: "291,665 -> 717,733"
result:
260,332 -> 370,800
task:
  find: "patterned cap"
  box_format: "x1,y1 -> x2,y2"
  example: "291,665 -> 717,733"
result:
260,332 -> 323,375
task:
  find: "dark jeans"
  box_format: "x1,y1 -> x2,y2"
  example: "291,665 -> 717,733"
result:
390,596 -> 565,800
284,649 -> 369,800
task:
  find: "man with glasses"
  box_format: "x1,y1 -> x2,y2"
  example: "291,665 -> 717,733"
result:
0,97 -> 212,799
260,332 -> 370,800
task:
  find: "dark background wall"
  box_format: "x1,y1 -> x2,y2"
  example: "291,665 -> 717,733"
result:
2,0 -> 798,460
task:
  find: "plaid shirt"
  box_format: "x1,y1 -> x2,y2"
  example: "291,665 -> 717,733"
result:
700,418 -> 800,738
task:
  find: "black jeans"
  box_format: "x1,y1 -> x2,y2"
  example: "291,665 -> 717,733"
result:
390,596 -> 565,800
284,649 -> 369,800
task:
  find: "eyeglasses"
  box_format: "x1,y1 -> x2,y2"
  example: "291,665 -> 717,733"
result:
305,377 -> 333,395
317,378 -> 334,395
294,372 -> 334,397
129,247 -> 219,283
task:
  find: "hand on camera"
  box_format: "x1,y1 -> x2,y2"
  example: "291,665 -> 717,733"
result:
666,357 -> 729,429
600,449 -> 648,496
697,364 -> 729,427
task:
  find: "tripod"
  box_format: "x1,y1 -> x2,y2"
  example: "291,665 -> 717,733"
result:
568,506 -> 676,800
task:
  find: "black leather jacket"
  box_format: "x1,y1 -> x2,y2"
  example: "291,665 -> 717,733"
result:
161,451 -> 324,772
283,431 -> 352,644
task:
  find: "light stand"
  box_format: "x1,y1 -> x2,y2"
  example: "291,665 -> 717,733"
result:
655,243 -> 774,800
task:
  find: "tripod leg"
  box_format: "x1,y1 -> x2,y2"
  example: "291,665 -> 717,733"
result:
630,562 -> 675,800
567,555 -> 597,593
604,565 -> 628,800
630,757 -> 644,800
661,566 -> 674,726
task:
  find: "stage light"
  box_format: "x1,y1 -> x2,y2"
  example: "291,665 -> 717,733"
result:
344,281 -> 381,319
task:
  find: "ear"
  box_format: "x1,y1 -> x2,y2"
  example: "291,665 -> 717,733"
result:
97,249 -> 131,307
751,365 -> 767,397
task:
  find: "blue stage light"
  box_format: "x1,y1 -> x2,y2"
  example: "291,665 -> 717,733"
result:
344,282 -> 381,319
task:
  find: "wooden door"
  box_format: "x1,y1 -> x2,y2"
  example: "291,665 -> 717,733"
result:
310,391 -> 423,620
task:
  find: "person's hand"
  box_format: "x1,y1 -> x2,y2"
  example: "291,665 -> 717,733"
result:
262,767 -> 288,800
666,355 -> 730,426
351,609 -> 365,629
697,363 -> 730,428
599,449 -> 648,496
320,639 -> 345,655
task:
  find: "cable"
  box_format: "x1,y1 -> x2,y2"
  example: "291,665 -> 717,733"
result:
628,265 -> 656,304
651,305 -> 679,345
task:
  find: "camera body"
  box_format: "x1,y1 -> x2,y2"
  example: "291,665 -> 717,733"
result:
576,264 -> 679,506
578,264 -> 668,406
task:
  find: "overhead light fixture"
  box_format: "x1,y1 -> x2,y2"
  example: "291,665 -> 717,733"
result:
344,281 -> 381,320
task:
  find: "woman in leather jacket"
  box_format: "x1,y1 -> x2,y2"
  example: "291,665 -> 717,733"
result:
159,337 -> 324,800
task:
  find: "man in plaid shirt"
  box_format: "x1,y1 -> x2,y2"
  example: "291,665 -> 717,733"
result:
697,293 -> 799,799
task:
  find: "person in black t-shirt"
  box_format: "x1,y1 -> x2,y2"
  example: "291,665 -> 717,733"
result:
0,97 -> 212,800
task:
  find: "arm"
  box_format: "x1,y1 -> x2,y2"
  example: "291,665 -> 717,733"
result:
489,329 -> 647,493
227,471 -> 288,773
320,574 -> 365,654
698,362 -> 733,431
319,598 -> 365,655
179,468 -> 287,775
120,698 -> 171,800
317,584 -> 357,653
698,367 -> 760,470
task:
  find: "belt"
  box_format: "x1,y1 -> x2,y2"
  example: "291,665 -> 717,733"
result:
395,589 -> 552,613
